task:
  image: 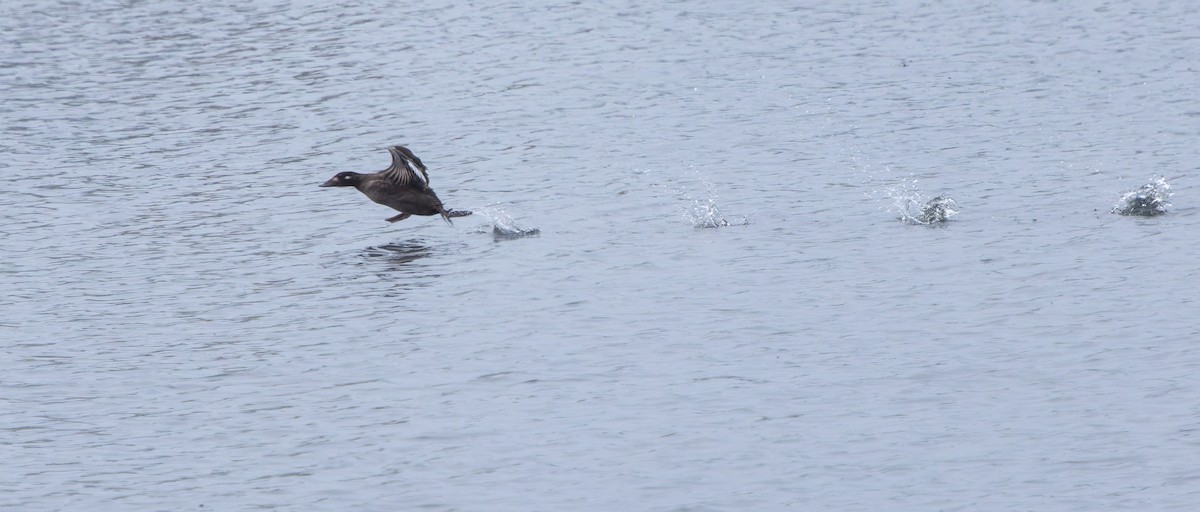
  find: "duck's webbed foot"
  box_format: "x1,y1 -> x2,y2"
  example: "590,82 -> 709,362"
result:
385,212 -> 412,223
447,210 -> 472,218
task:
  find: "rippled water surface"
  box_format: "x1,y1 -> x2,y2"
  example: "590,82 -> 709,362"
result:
4,1 -> 1200,510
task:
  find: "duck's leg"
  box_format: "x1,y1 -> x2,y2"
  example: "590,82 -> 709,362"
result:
385,212 -> 412,223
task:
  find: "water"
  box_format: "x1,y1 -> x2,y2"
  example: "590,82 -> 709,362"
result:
3,1 -> 1200,510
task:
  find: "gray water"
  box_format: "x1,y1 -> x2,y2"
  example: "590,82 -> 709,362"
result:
3,1 -> 1199,510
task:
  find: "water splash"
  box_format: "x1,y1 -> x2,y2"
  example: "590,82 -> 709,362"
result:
1112,175 -> 1172,216
472,205 -> 540,239
877,176 -> 959,225
679,197 -> 739,228
911,196 -> 960,224
649,169 -> 746,228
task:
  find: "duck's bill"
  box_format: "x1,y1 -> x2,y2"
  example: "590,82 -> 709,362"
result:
319,177 -> 339,187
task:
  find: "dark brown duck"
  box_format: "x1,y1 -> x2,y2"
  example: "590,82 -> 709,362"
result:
320,145 -> 471,224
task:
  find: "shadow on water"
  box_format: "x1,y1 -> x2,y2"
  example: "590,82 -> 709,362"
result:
315,239 -> 444,300
320,239 -> 432,277
312,239 -> 448,299
361,240 -> 434,271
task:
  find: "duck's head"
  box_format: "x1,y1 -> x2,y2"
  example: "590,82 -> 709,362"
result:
320,172 -> 362,187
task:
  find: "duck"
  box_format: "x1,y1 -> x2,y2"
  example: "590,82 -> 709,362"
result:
320,145 -> 471,224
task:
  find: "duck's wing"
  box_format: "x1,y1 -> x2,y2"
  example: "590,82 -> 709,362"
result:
381,145 -> 431,189
393,146 -> 429,182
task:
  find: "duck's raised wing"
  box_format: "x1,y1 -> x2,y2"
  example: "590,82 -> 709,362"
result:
381,145 -> 431,189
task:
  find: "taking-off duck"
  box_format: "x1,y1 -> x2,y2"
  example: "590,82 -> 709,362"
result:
320,145 -> 471,224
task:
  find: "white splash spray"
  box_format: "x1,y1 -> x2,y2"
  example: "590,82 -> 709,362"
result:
873,175 -> 959,225
472,204 -> 540,238
1112,175 -> 1172,216
648,168 -> 746,228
